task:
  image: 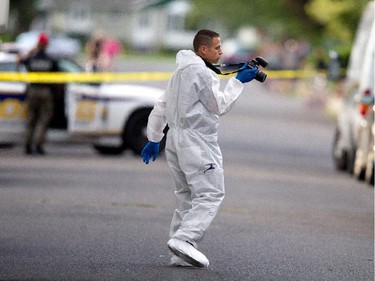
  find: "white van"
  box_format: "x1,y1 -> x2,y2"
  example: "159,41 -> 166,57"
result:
332,1 -> 374,179
353,22 -> 374,185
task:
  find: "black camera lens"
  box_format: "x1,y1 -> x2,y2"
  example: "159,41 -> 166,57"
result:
255,71 -> 267,82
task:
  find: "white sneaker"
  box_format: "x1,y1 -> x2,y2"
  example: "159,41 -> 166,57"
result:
167,238 -> 209,267
169,255 -> 193,267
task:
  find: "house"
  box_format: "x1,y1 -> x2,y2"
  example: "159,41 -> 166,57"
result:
0,0 -> 9,33
34,0 -> 194,51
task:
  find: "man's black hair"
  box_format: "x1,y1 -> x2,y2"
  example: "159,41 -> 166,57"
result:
193,29 -> 220,52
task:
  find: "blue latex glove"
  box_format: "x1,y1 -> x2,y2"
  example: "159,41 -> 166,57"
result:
236,66 -> 258,83
141,141 -> 160,164
239,63 -> 248,71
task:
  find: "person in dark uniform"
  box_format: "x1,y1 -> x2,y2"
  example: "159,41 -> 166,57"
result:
18,33 -> 59,155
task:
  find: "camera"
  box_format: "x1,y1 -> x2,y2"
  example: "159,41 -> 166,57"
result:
245,57 -> 268,83
211,56 -> 269,82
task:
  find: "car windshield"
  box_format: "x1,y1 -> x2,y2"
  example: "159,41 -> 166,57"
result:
0,57 -> 84,75
0,61 -> 18,72
58,58 -> 84,73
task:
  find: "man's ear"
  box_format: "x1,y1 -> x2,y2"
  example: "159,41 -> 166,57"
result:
198,45 -> 207,56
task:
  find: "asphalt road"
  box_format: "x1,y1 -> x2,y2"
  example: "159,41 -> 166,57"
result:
0,79 -> 374,281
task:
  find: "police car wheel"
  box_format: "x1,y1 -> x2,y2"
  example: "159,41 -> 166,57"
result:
92,144 -> 125,155
124,108 -> 167,155
124,108 -> 152,155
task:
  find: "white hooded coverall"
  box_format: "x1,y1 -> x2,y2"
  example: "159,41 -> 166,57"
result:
146,50 -> 244,247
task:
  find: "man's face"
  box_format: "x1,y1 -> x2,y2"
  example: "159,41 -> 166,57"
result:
200,37 -> 223,64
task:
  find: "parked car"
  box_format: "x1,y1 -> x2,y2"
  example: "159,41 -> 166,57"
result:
1,31 -> 81,58
353,23 -> 374,185
0,51 -> 166,155
332,1 -> 374,175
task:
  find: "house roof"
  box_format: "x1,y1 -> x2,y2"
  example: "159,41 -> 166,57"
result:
39,0 -> 176,12
143,0 -> 176,9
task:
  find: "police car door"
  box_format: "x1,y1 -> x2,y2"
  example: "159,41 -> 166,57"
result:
66,82 -> 105,135
56,58 -> 105,136
0,53 -> 27,144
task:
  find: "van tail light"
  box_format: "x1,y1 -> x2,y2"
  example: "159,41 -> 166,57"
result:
358,89 -> 372,116
359,104 -> 369,116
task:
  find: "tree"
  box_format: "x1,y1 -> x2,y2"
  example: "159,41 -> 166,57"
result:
9,0 -> 38,35
187,0 -> 321,40
187,0 -> 368,47
305,0 -> 369,43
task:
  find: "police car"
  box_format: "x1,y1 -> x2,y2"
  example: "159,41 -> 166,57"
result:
0,51 -> 165,155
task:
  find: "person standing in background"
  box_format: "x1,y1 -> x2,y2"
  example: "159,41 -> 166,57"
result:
85,31 -> 105,72
18,33 -> 58,155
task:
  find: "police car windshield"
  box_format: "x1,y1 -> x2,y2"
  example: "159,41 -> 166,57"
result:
58,58 -> 83,73
0,62 -> 18,72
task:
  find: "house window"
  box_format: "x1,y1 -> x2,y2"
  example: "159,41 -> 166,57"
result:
167,14 -> 184,32
69,4 -> 91,23
109,8 -> 122,22
138,13 -> 150,28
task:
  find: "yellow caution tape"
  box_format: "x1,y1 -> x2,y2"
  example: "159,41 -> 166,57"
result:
0,69 -> 326,83
266,70 -> 326,79
0,72 -> 174,83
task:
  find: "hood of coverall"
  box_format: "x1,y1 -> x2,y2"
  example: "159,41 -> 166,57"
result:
176,50 -> 204,70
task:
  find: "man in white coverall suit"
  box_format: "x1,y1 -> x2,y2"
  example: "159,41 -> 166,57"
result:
141,29 -> 258,267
